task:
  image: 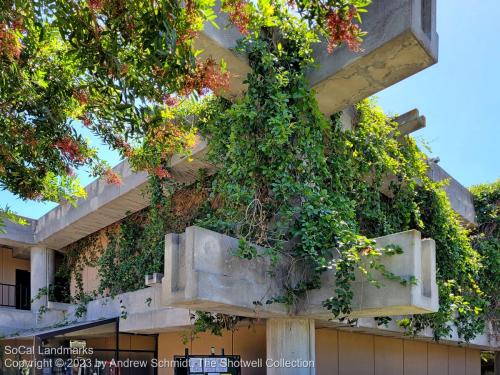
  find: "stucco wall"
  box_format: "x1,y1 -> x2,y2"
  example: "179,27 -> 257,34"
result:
0,246 -> 30,285
157,327 -> 481,375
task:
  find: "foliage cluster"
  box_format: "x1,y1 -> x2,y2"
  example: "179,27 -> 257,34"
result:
97,176 -> 171,296
5,0 -> 496,345
53,175 -> 209,316
0,0 -> 368,208
469,180 -> 499,339
190,9 -> 492,340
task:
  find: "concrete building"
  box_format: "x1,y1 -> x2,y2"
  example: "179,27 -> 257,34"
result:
0,0 -> 497,374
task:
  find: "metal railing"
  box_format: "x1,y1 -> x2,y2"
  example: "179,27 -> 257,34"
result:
0,282 -> 16,308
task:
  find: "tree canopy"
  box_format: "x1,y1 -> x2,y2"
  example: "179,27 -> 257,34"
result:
0,0 -> 370,209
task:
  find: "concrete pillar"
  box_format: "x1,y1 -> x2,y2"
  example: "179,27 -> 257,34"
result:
30,246 -> 55,313
266,318 -> 316,375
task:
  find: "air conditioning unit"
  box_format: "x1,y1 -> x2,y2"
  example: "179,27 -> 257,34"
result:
145,273 -> 164,287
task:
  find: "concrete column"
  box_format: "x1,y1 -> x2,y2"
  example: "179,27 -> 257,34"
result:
266,318 -> 316,375
30,246 -> 55,313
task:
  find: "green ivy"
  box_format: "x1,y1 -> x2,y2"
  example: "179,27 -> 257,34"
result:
97,175 -> 171,297
470,180 -> 499,338
196,7 -> 418,323
51,3 -> 496,343
191,5 -> 493,340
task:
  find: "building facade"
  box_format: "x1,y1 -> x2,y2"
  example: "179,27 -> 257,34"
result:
0,0 -> 498,374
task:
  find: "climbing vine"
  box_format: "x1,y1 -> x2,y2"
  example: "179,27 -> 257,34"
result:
45,0 -> 497,344
55,173 -> 209,316
97,175 -> 172,296
469,180 -> 499,340
196,8 -> 419,321
191,5 -> 492,340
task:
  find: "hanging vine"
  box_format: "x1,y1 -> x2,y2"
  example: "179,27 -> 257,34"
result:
46,0 -> 497,344
190,4 -> 493,340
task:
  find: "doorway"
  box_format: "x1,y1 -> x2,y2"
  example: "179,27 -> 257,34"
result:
15,269 -> 30,310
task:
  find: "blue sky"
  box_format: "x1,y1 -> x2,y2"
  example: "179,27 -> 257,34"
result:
1,0 -> 499,219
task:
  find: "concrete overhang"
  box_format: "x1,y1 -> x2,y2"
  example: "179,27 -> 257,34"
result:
162,226 -> 439,319
197,0 -> 438,116
310,0 -> 438,115
0,137 -> 212,251
0,216 -> 37,247
1,131 -> 476,250
34,137 -> 212,250
427,162 -> 476,225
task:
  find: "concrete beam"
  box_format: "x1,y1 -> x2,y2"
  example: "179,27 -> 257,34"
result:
394,109 -> 426,136
0,217 -> 36,247
197,0 -> 438,116
33,136 -> 212,250
308,0 -> 438,115
162,226 -> 438,320
427,162 -> 476,225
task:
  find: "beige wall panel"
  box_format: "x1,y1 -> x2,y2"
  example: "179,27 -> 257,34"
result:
119,334 -> 132,350
374,336 -> 403,375
338,331 -> 374,375
158,325 -> 266,375
0,247 -> 30,285
428,342 -> 448,375
85,266 -> 100,293
70,264 -> 101,296
130,335 -> 156,351
465,348 -> 480,375
403,340 -> 428,375
449,346 -> 466,375
316,328 -> 339,375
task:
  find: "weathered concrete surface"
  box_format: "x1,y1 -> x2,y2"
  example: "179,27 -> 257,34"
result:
300,230 -> 438,319
44,286 -> 192,334
0,308 -> 34,336
266,318 -> 316,375
394,108 -> 426,136
0,217 -> 36,247
30,246 -> 55,314
162,226 -> 438,319
162,228 -> 287,317
196,0 -> 438,116
427,161 -> 476,225
309,0 -> 438,115
0,307 -> 68,336
0,286 -> 192,337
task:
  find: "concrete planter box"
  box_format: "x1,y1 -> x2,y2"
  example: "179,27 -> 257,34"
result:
301,230 -> 438,319
162,226 -> 438,320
